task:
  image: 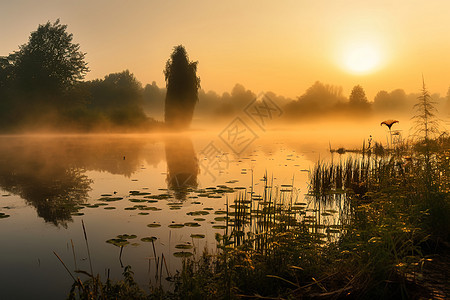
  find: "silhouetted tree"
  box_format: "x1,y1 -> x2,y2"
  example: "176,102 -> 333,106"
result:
143,81 -> 166,120
349,85 -> 370,112
373,90 -> 390,110
164,45 -> 200,129
284,81 -> 346,119
0,57 -> 14,89
374,89 -> 408,114
0,20 -> 89,129
412,78 -> 440,141
9,19 -> 88,95
79,70 -> 149,128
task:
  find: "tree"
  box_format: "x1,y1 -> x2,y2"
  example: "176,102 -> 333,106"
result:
373,90 -> 390,112
81,70 -> 149,128
164,45 -> 200,129
284,81 -> 346,119
143,81 -> 166,119
10,19 -> 89,95
412,78 -> 440,141
349,85 -> 370,112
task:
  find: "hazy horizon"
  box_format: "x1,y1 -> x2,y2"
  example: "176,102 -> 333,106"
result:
3,1 -> 450,100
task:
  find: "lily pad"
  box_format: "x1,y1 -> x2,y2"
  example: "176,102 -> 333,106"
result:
190,234 -> 205,239
194,218 -> 206,221
106,238 -> 129,247
146,207 -> 162,211
212,225 -> 227,229
129,199 -> 146,203
175,243 -> 193,249
173,251 -> 193,258
99,197 -> 123,202
124,207 -> 137,210
117,234 -> 137,239
184,222 -> 201,227
104,207 -> 116,210
147,223 -> 161,228
187,211 -> 209,216
138,212 -> 149,215
130,191 -> 151,196
141,237 -> 157,242
168,224 -> 184,229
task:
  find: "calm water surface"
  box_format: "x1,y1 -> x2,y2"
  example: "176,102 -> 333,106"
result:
0,126 -> 385,299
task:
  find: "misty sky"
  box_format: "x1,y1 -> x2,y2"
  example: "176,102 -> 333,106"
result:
1,0 -> 450,99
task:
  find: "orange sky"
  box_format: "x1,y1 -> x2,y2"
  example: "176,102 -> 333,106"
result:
1,1 -> 450,100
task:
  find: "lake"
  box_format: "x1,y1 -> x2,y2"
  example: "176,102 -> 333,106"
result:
0,123 -> 391,299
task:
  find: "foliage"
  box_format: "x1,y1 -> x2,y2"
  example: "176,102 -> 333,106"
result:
6,19 -> 88,94
373,89 -> 409,113
164,45 -> 200,129
349,85 -> 371,112
67,266 -> 148,300
412,79 -> 441,141
0,21 -> 159,133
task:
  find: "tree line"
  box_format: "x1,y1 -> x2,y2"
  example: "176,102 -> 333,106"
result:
1,20 -> 449,132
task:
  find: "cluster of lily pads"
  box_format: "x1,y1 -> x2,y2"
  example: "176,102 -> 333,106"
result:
105,232 -> 206,258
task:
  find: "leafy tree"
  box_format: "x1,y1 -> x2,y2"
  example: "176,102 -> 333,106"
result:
80,70 -> 149,128
284,81 -> 346,119
9,19 -> 89,95
87,70 -> 142,109
373,90 -> 390,109
0,56 -> 14,89
349,85 -> 370,112
164,45 -> 200,129
143,81 -> 166,119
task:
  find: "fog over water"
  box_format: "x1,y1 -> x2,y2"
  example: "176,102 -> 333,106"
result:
0,118 -> 434,299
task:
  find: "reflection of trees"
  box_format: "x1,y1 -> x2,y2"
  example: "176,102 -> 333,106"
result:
0,165 -> 91,227
165,137 -> 199,200
0,136 -> 164,226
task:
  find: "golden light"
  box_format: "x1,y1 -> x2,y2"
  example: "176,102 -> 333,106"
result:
338,37 -> 384,75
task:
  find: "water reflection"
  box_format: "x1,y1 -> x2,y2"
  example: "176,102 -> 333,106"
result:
0,153 -> 92,227
0,136 -> 164,226
165,136 -> 199,200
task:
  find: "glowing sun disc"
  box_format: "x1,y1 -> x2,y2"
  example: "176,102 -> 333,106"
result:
343,43 -> 381,74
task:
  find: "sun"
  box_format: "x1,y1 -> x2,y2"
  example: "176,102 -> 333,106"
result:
339,39 -> 383,74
